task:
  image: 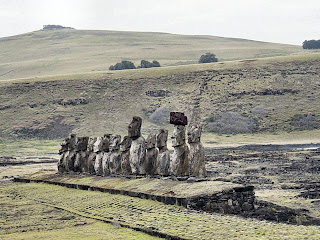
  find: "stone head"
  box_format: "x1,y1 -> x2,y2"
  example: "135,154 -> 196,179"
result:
120,136 -> 132,152
146,133 -> 156,149
156,129 -> 168,149
128,116 -> 142,139
109,135 -> 121,151
100,134 -> 112,152
171,125 -> 186,147
68,134 -> 77,150
187,125 -> 202,143
75,136 -> 89,152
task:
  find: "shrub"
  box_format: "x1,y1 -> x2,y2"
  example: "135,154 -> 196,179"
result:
139,60 -> 161,68
199,53 -> 218,63
109,61 -> 136,70
149,107 -> 169,125
251,106 -> 268,115
291,113 -> 318,130
302,40 -> 320,49
205,111 -> 257,134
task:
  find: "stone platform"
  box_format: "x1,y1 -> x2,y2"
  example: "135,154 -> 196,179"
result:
14,172 -> 255,214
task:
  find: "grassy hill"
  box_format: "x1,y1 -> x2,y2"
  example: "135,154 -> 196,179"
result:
0,28 -> 307,80
0,53 -> 319,141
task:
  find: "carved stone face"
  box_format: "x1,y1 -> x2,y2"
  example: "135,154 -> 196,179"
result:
120,136 -> 132,152
68,134 -> 77,150
171,125 -> 186,147
146,133 -> 156,149
128,116 -> 142,139
101,134 -> 112,152
156,129 -> 168,149
187,125 -> 202,143
93,137 -> 103,153
109,135 -> 121,151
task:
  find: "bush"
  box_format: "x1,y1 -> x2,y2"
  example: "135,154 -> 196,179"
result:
205,111 -> 257,134
302,40 -> 320,49
109,61 -> 136,71
139,60 -> 161,68
199,53 -> 218,63
291,113 -> 318,130
149,107 -> 169,125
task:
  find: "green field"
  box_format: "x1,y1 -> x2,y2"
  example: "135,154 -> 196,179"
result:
0,28 -> 309,81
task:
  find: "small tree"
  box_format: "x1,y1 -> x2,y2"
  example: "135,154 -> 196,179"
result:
109,61 -> 136,71
199,53 -> 218,63
139,60 -> 161,68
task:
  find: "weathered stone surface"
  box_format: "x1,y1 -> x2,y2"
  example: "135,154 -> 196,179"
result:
170,143 -> 190,176
189,143 -> 207,177
170,112 -> 188,126
94,152 -> 104,175
171,125 -> 189,176
75,137 -> 89,152
187,125 -> 202,143
188,124 -> 207,177
108,135 -> 122,174
129,136 -> 146,174
87,137 -> 97,152
171,125 -> 186,147
102,152 -> 110,176
74,151 -> 87,172
68,134 -> 77,150
87,152 -> 96,174
93,137 -> 104,153
59,138 -> 69,154
57,152 -> 66,173
66,150 -> 76,172
156,129 -> 168,149
157,150 -> 170,176
156,129 -> 170,176
146,133 -> 156,149
101,134 -> 112,152
145,133 -> 158,175
120,136 -> 132,174
128,116 -> 142,139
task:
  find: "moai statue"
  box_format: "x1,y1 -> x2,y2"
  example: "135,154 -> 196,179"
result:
128,116 -> 146,174
120,136 -> 132,174
65,134 -> 77,172
108,135 -> 122,175
170,112 -> 190,177
95,134 -> 111,176
86,137 -> 97,174
74,137 -> 89,173
58,137 -> 69,173
145,133 -> 158,175
156,129 -> 170,176
188,124 -> 207,178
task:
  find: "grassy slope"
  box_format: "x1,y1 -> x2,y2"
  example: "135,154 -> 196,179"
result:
0,53 -> 320,141
2,182 -> 320,240
0,185 -> 160,240
0,29 -> 306,80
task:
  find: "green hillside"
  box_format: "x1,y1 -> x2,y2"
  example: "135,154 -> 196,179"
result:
0,29 -> 306,80
0,53 -> 319,140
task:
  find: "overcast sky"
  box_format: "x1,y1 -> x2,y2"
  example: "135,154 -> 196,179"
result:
0,0 -> 319,45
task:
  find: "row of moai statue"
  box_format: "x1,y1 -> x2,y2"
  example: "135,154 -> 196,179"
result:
58,112 -> 207,178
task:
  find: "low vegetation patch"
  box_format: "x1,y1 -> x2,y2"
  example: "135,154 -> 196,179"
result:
205,112 -> 258,134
